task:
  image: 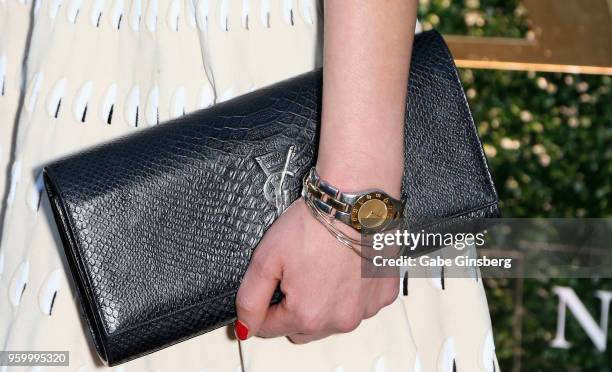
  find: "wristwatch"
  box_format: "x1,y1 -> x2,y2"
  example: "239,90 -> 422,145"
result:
301,167 -> 404,233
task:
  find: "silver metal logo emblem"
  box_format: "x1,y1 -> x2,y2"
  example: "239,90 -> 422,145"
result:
255,145 -> 297,215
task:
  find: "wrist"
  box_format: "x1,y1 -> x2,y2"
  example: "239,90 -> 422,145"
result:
315,146 -> 404,199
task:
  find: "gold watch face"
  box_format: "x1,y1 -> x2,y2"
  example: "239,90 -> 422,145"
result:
351,192 -> 396,232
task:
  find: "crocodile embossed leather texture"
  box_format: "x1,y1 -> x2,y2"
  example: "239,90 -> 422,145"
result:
43,31 -> 499,366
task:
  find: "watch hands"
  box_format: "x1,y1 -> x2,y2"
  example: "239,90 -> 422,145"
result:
366,210 -> 385,219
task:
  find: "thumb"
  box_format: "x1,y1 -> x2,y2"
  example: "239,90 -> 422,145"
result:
235,243 -> 282,340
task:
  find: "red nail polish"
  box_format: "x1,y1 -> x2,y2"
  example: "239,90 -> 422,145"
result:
235,320 -> 249,340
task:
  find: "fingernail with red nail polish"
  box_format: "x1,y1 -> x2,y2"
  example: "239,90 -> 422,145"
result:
235,320 -> 249,340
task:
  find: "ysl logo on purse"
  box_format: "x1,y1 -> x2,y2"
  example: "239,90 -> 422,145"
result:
255,145 -> 297,215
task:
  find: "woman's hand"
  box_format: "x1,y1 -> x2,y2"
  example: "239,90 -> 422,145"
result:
234,198 -> 399,343
235,0 -> 417,343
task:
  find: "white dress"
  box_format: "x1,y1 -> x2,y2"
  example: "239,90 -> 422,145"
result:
0,1 -> 500,371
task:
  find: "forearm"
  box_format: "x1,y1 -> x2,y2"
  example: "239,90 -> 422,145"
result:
317,0 -> 417,198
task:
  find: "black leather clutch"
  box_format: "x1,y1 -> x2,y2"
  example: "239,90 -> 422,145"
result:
43,31 -> 499,366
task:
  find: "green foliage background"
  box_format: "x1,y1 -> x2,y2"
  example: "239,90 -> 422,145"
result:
420,1 -> 612,371
419,0 -> 531,37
